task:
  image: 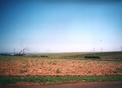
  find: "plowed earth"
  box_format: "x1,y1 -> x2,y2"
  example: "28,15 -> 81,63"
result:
0,59 -> 122,76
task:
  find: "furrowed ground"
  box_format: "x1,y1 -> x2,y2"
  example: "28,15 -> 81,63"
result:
0,52 -> 122,76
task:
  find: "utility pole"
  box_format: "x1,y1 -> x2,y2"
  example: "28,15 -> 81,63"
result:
93,48 -> 95,52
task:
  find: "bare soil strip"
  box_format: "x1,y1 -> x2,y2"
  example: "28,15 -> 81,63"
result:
0,59 -> 122,76
0,81 -> 122,88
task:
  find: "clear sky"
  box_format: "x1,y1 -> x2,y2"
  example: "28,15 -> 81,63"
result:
0,0 -> 122,53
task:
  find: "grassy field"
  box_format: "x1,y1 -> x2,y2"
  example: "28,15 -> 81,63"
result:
0,51 -> 122,83
0,51 -> 122,60
0,75 -> 122,83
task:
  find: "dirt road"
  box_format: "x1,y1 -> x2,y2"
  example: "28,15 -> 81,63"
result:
1,81 -> 122,88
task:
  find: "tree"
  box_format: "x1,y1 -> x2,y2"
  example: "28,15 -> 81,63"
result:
14,48 -> 28,56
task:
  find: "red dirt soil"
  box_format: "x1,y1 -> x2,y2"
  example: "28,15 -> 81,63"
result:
0,59 -> 122,76
1,81 -> 122,88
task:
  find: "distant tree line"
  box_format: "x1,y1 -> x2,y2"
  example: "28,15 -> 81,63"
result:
0,48 -> 27,56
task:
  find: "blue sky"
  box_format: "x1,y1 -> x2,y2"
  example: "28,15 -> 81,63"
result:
0,0 -> 122,53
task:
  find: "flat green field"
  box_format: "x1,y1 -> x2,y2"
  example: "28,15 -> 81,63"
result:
0,51 -> 122,60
